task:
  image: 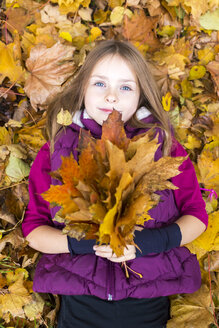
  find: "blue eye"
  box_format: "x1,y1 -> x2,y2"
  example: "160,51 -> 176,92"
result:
121,86 -> 131,91
95,82 -> 105,87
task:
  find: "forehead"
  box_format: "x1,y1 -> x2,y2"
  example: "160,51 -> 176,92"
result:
90,54 -> 137,81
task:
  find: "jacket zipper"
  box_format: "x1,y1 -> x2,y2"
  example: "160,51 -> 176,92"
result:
107,261 -> 114,301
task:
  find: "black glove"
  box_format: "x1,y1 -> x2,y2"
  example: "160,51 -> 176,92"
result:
67,236 -> 96,256
134,223 -> 182,258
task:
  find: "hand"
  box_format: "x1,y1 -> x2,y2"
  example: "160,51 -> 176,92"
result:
93,244 -> 136,263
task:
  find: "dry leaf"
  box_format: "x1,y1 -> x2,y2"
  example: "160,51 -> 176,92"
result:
57,108 -> 72,126
203,252 -> 219,272
167,285 -> 215,328
206,60 -> 219,96
5,7 -> 33,35
0,0 -> 219,325
0,41 -> 25,84
186,211 -> 219,259
0,210 -> 16,225
24,42 -> 76,110
5,154 -> 30,182
123,9 -> 160,51
0,229 -> 25,253
42,111 -> 185,256
0,274 -> 32,321
197,150 -> 219,195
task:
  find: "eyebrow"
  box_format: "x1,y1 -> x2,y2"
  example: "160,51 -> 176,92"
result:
90,74 -> 137,84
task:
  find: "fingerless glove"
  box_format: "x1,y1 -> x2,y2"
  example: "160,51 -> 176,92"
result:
134,223 -> 182,258
67,236 -> 96,256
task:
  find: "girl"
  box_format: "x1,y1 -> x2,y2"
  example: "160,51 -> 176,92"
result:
22,40 -> 208,328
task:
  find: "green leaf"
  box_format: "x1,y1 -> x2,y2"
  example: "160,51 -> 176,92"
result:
5,154 -> 30,182
199,8 -> 219,30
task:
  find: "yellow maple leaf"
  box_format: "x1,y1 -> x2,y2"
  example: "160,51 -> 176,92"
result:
184,135 -> 202,149
153,46 -> 189,74
99,171 -> 133,254
184,0 -> 210,19
197,149 -> 219,194
109,0 -> 125,8
51,0 -> 91,15
167,284 -> 215,328
181,78 -> 193,98
86,27 -> 102,42
0,41 -> 25,83
0,127 -> 11,146
93,9 -> 109,24
198,47 -> 215,65
162,92 -> 172,111
186,211 -> 219,255
0,274 -> 31,320
24,292 -> 44,321
17,118 -> 46,150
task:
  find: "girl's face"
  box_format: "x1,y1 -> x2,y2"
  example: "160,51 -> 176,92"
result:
84,54 -> 140,125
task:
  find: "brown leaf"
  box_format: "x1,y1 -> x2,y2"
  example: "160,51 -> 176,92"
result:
24,42 -> 76,110
0,204 -> 16,225
0,228 -> 25,253
167,285 -> 215,328
206,60 -> 219,97
102,110 -> 130,150
122,9 -> 161,51
5,7 -> 33,35
203,252 -> 219,272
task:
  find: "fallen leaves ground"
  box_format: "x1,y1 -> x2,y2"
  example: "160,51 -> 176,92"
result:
0,0 -> 218,327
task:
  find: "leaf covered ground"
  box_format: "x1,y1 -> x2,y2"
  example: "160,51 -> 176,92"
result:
0,0 -> 218,327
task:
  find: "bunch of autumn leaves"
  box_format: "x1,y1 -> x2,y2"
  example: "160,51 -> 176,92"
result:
42,111 -> 185,257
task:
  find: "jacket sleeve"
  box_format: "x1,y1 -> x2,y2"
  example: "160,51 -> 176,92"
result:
22,143 -> 55,237
170,138 -> 208,227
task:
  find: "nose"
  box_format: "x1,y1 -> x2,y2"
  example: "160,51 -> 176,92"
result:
105,89 -> 118,103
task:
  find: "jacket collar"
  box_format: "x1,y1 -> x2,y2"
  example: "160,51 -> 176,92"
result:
71,107 -> 155,139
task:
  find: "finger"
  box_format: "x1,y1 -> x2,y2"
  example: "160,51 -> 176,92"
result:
107,254 -> 136,263
95,251 -> 112,258
93,245 -> 112,252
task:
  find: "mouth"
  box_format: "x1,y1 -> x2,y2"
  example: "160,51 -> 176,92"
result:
99,108 -> 122,113
99,108 -> 114,113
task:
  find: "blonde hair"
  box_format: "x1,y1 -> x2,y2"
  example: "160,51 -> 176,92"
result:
46,40 -> 172,154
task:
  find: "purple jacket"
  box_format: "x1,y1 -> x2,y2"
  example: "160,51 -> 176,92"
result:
22,110 -> 208,300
